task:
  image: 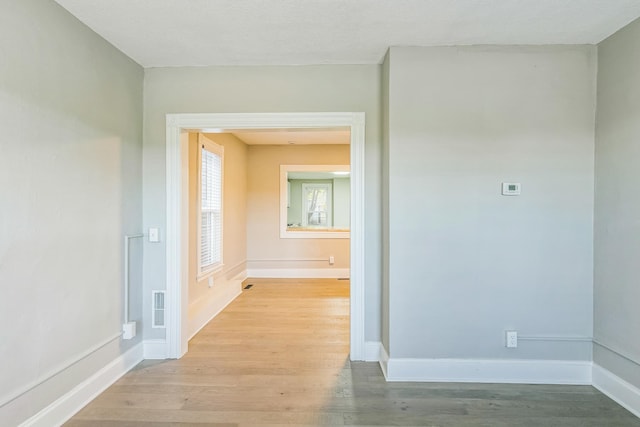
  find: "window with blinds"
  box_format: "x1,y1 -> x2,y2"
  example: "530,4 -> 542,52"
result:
198,140 -> 223,274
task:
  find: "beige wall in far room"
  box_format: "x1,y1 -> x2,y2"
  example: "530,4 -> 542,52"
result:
247,144 -> 351,273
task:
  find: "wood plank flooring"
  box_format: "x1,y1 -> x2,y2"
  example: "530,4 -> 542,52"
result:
66,279 -> 640,426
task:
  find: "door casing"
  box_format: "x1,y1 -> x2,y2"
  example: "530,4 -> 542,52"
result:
164,112 -> 366,360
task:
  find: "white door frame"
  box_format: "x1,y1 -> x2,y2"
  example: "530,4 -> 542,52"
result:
165,112 -> 366,360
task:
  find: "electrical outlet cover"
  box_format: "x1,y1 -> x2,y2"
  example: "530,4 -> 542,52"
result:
506,330 -> 518,348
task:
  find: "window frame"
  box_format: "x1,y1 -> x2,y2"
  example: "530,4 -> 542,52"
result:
279,164 -> 350,239
301,182 -> 333,227
196,137 -> 224,279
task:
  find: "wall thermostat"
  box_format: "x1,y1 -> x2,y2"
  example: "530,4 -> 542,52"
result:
502,182 -> 521,196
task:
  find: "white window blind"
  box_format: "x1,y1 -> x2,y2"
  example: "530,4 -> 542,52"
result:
200,143 -> 223,273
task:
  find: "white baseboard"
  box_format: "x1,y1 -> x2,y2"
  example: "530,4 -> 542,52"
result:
143,339 -> 168,360
379,344 -> 390,379
188,288 -> 241,340
593,363 -> 640,418
247,268 -> 350,279
383,357 -> 592,385
187,270 -> 245,340
20,342 -> 143,427
364,341 -> 382,362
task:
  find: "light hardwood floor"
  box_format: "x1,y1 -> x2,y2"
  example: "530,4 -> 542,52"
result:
66,279 -> 640,426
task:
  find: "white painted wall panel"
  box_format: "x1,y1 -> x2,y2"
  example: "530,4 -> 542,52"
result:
0,1 -> 143,424
386,46 -> 596,360
594,17 -> 640,389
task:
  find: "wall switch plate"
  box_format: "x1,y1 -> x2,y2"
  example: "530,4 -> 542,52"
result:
506,330 -> 518,348
208,277 -> 214,288
502,183 -> 521,196
329,256 -> 335,265
149,228 -> 160,242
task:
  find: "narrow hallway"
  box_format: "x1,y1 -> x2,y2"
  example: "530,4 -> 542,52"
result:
66,279 -> 351,425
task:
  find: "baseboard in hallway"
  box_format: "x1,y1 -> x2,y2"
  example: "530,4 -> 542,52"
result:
246,268 -> 350,279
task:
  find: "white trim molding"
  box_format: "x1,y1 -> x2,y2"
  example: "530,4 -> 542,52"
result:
365,341 -> 383,362
247,268 -> 350,279
1,332 -> 122,409
188,270 -> 245,340
593,364 -> 640,419
166,112 -> 366,361
188,288 -> 241,340
379,344 -> 390,379
143,340 -> 168,360
19,343 -> 143,427
382,358 -> 592,385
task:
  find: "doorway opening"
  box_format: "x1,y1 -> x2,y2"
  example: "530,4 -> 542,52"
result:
165,112 -> 365,360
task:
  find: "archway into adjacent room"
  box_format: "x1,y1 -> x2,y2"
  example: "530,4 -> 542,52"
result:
165,112 -> 366,360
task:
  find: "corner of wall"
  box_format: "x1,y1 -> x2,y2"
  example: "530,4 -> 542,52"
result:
593,363 -> 640,419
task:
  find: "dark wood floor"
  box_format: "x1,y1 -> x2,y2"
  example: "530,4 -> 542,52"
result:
66,279 -> 640,426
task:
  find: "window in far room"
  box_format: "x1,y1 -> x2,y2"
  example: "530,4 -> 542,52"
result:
301,183 -> 332,227
198,139 -> 224,275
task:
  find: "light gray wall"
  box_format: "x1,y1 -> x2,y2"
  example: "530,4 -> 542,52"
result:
385,46 -> 596,360
333,178 -> 350,228
594,18 -> 640,388
143,65 -> 382,341
381,51 -> 391,352
0,0 -> 143,425
288,179 -> 304,225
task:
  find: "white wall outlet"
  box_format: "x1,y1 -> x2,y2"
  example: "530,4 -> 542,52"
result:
208,276 -> 214,288
329,256 -> 335,265
505,330 -> 518,348
148,227 -> 160,242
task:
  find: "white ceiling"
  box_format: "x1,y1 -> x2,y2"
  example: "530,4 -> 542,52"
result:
54,0 -> 640,67
226,129 -> 350,145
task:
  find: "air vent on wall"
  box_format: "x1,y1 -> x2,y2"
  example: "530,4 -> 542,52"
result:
152,290 -> 166,328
